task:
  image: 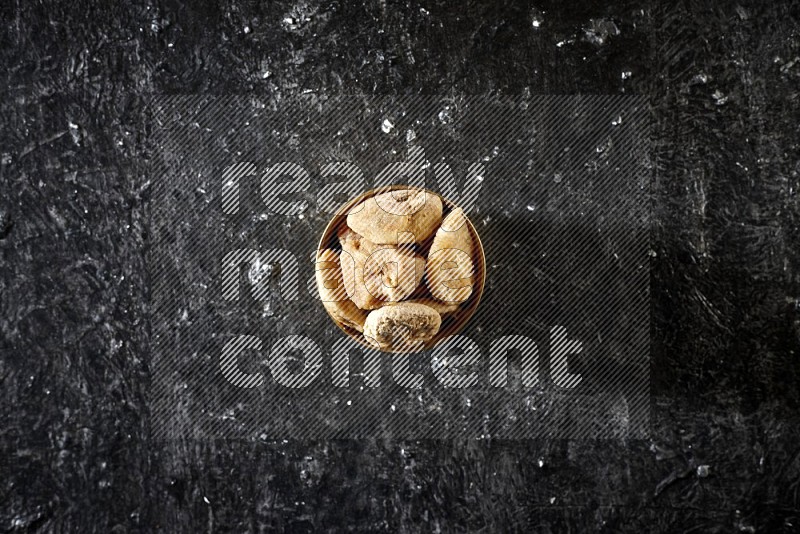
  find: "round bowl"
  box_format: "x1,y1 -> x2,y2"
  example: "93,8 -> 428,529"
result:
316,186 -> 486,353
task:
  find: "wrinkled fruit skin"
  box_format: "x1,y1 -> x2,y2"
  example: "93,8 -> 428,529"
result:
339,226 -> 425,309
426,208 -> 475,303
363,302 -> 442,352
315,249 -> 368,332
347,188 -> 443,245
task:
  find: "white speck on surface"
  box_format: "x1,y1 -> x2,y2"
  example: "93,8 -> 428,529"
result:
437,107 -> 453,124
248,258 -> 272,285
531,8 -> 544,29
203,496 -> 210,504
527,204 -> 536,211
381,118 -> 395,134
346,400 -> 352,406
482,147 -> 501,161
696,465 -> 710,477
612,115 -> 623,126
712,90 -> 729,105
405,129 -> 416,142
553,173 -> 562,183
621,70 -> 632,80
584,18 -> 620,46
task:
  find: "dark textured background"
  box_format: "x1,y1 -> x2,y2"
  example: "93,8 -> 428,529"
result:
1,0 -> 799,532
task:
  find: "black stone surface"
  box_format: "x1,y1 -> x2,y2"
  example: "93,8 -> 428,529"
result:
1,0 -> 799,532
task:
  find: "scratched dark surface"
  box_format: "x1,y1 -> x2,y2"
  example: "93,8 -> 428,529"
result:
1,1 -> 799,532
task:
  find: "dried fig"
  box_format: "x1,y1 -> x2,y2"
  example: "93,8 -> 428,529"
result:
426,208 -> 475,303
363,302 -> 442,352
346,188 -> 442,244
314,249 -> 367,332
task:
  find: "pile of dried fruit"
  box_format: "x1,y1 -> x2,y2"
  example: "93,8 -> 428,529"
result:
315,188 -> 478,352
